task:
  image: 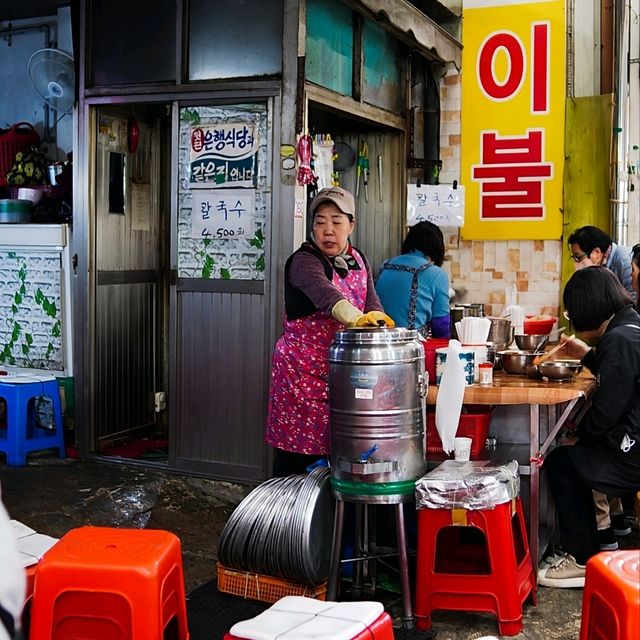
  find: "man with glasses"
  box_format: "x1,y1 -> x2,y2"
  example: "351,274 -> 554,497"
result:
568,226 -> 636,301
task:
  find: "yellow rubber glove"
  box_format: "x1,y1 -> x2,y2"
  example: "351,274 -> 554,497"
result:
366,311 -> 395,327
355,311 -> 395,328
332,299 -> 364,327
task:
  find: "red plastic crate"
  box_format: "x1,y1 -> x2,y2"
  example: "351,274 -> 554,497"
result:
426,409 -> 492,458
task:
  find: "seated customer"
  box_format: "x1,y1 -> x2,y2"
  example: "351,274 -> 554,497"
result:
538,267 -> 640,588
568,225 -> 636,300
632,243 -> 640,303
376,221 -> 450,338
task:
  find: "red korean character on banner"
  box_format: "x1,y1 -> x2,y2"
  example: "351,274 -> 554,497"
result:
471,129 -> 553,220
477,22 -> 550,114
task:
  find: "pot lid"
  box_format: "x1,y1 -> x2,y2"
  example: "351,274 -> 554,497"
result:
334,327 -> 419,343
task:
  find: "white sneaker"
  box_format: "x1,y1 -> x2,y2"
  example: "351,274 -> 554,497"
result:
538,551 -> 564,570
538,553 -> 586,588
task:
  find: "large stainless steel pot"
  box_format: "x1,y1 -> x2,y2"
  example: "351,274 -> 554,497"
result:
328,327 -> 427,504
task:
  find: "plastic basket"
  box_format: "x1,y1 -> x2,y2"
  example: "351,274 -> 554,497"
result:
0,122 -> 40,187
422,338 -> 449,385
216,563 -> 327,604
523,316 -> 556,335
426,408 -> 492,458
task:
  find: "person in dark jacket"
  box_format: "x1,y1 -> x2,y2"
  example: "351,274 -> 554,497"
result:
538,267 -> 640,588
632,243 -> 640,303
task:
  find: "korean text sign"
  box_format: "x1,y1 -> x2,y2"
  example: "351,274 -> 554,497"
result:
461,0 -> 565,239
407,184 -> 465,227
191,189 -> 255,240
189,122 -> 258,188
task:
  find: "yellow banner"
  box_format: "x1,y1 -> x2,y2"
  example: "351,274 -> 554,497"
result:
460,0 -> 565,239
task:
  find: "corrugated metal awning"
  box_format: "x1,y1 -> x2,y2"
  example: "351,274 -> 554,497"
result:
348,0 -> 462,68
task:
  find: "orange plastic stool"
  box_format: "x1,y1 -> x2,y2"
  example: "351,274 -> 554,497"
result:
29,526 -> 189,640
579,550 -> 640,640
414,499 -> 536,637
223,596 -> 394,639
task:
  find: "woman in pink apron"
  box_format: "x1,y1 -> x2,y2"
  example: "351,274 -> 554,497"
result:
265,187 -> 394,476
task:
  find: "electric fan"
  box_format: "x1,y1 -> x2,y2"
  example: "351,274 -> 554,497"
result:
27,48 -> 75,114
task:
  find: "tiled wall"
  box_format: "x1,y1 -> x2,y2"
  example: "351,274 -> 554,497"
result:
438,67 -> 562,319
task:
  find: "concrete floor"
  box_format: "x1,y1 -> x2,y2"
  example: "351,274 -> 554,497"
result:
1,456 -> 637,639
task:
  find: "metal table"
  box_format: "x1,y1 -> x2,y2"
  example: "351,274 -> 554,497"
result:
426,371 -> 596,563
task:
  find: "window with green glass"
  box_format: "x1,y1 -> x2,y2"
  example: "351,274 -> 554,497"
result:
306,0 -> 353,96
363,20 -> 402,113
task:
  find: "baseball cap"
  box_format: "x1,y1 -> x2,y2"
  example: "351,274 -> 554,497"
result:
309,187 -> 355,218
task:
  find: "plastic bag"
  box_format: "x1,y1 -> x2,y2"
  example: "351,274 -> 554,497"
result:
435,339 -> 465,454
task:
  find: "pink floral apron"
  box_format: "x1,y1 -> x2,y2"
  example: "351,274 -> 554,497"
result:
265,251 -> 369,455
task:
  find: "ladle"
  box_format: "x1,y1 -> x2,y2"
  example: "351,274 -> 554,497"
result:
532,336 -> 548,354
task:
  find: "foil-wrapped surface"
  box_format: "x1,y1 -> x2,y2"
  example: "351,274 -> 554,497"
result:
415,460 -> 520,510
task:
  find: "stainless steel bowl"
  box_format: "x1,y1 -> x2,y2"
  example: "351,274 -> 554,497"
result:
487,317 -> 513,352
514,334 -> 549,352
498,350 -> 537,375
538,360 -> 583,381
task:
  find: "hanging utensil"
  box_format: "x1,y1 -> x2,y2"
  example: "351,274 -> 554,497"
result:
356,141 -> 369,201
332,142 -> 356,172
377,154 -> 383,202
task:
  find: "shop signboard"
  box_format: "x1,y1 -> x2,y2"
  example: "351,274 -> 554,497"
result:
191,189 -> 255,240
189,122 -> 258,188
407,184 -> 465,227
460,0 -> 565,239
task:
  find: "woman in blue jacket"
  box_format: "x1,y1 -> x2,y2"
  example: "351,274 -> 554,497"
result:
375,221 -> 450,338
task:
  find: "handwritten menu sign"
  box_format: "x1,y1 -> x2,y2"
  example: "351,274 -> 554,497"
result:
189,123 -> 258,188
191,189 -> 255,239
407,184 -> 465,227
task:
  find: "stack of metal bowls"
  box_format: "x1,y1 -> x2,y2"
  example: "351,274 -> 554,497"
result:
217,467 -> 334,585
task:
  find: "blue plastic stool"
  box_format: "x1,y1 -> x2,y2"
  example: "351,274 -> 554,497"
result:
0,375 -> 66,466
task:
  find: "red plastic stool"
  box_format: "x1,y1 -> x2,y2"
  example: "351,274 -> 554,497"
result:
29,526 -> 189,640
579,550 -> 640,640
223,596 -> 394,639
414,498 -> 536,636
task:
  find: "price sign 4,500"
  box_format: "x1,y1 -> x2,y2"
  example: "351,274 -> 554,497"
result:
200,227 -> 246,239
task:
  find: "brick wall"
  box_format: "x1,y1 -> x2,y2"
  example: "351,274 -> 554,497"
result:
438,67 -> 562,319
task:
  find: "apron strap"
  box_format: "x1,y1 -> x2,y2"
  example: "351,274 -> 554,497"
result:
379,260 -> 432,329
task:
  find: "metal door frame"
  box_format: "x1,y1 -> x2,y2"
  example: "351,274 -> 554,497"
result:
167,92 -> 282,480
